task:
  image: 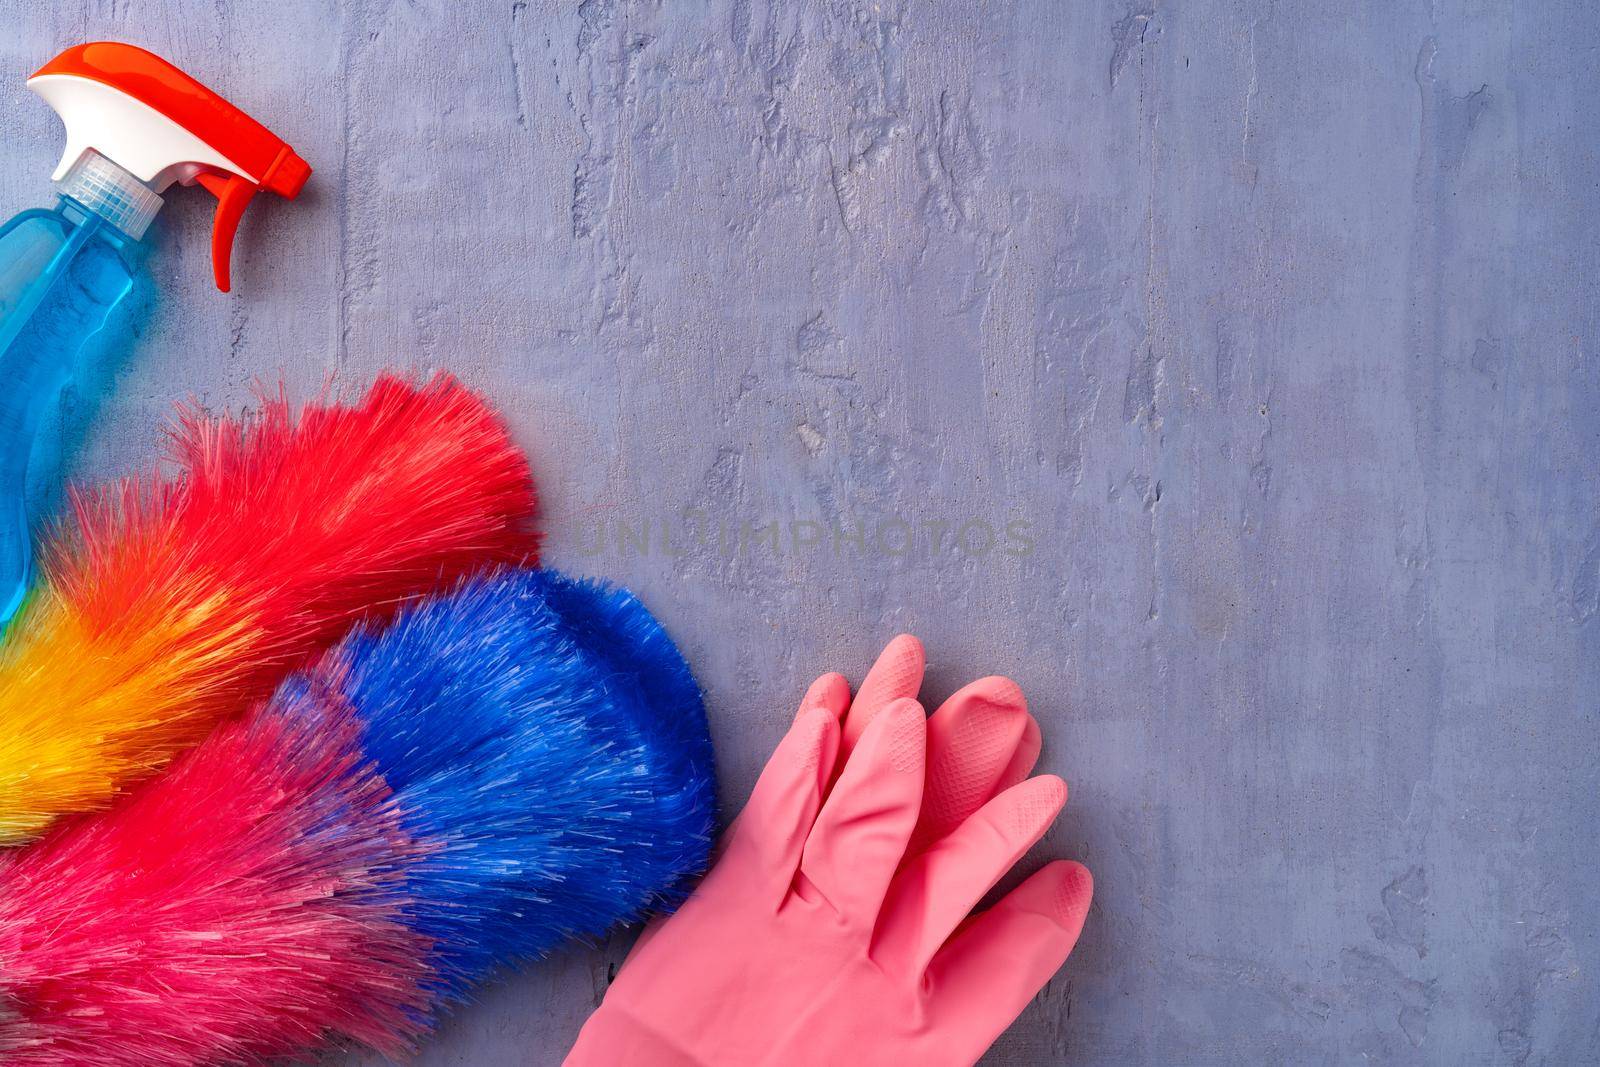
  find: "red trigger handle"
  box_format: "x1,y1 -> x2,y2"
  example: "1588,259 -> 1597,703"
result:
195,172 -> 258,293
33,44 -> 311,293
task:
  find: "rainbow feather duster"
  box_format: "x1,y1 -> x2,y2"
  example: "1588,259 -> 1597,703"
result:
0,567 -> 716,1065
0,373 -> 538,845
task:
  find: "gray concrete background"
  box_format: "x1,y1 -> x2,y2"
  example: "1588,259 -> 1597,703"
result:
4,1 -> 1598,1063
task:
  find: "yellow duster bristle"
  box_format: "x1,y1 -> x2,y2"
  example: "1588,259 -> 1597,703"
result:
0,591 -> 262,843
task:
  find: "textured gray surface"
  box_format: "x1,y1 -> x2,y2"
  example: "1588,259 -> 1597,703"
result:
4,1 -> 1598,1064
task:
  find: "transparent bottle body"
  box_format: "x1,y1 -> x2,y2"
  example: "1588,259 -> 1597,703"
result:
0,200 -> 134,625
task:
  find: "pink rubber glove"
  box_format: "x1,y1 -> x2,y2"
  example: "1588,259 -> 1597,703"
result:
566,637 -> 1093,1067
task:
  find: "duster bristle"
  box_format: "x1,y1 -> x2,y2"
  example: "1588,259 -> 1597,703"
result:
0,374 -> 538,845
338,567 -> 717,994
0,688 -> 434,1065
0,568 -> 715,1065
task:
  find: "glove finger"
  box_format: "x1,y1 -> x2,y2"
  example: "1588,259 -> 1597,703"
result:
875,774 -> 1066,975
909,677 -> 1037,854
924,860 -> 1092,1055
997,711 -> 1041,791
798,697 -> 926,927
795,671 -> 853,726
718,673 -> 848,902
840,634 -> 925,756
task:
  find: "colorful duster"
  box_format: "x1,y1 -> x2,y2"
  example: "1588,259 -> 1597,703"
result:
0,373 -> 538,845
0,568 -> 716,1065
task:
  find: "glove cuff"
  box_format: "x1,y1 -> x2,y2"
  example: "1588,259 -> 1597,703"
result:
564,1004 -> 707,1067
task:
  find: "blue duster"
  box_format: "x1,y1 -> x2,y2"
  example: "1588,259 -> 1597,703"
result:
292,566 -> 718,997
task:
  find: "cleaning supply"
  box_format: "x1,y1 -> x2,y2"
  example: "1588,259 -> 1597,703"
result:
338,568 -> 716,997
0,567 -> 715,1067
0,372 -> 538,846
565,638 -> 1093,1067
0,41 -> 308,624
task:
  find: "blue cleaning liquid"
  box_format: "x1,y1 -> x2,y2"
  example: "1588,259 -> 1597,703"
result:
0,200 -> 134,624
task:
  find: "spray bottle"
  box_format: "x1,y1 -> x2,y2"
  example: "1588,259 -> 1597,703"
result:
0,42 -> 310,623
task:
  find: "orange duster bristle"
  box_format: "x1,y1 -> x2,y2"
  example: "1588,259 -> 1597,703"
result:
0,372 -> 538,845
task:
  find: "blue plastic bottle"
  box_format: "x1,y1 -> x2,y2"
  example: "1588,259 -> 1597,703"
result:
0,42 -> 311,625
0,154 -> 145,623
